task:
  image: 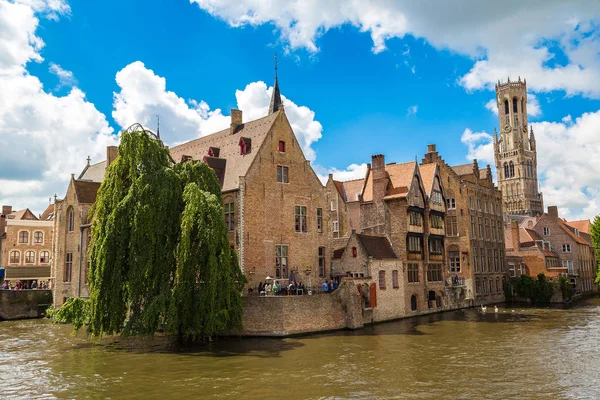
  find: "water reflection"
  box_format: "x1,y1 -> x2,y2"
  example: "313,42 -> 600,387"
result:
1,299 -> 599,399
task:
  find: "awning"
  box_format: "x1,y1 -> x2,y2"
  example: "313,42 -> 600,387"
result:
4,266 -> 51,280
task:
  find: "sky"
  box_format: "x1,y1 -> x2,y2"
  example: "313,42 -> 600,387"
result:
2,0 -> 600,221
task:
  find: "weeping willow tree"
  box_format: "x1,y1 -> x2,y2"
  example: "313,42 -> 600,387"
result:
52,126 -> 244,340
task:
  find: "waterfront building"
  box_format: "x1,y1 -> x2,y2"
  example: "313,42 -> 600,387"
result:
52,147 -> 118,306
493,77 -> 543,217
0,205 -> 54,285
421,145 -> 506,305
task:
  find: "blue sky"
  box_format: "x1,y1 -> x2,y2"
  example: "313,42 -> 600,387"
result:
2,0 -> 600,219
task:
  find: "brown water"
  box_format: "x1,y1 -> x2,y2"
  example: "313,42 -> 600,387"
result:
2,299 -> 600,400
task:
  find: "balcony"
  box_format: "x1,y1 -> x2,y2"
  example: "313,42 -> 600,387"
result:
445,277 -> 466,287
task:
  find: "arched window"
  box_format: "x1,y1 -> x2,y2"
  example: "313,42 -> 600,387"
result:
33,231 -> 43,244
504,100 -> 509,115
67,207 -> 74,232
378,270 -> 386,289
9,251 -> 20,264
509,161 -> 515,178
40,251 -> 50,264
410,295 -> 417,311
25,251 -> 35,264
482,278 -> 487,294
513,97 -> 518,113
18,231 -> 29,243
503,162 -> 509,179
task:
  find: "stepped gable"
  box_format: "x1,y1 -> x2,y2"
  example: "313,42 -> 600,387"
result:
169,112 -> 279,192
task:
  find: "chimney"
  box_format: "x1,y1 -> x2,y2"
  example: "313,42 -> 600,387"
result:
106,146 -> 118,168
371,154 -> 388,203
423,143 -> 439,163
2,205 -> 12,216
230,109 -> 242,135
547,206 -> 559,218
427,144 -> 436,153
510,220 -> 520,250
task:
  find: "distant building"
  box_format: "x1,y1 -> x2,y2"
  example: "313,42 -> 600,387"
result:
0,205 -> 54,285
493,78 -> 543,217
422,144 -> 506,306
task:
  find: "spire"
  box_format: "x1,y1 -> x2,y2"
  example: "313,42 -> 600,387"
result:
493,127 -> 498,141
156,114 -> 160,139
268,53 -> 282,114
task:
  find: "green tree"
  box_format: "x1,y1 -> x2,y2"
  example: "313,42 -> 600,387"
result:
591,215 -> 600,283
51,127 -> 244,340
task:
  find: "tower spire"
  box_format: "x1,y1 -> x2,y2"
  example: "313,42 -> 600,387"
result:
268,53 -> 282,114
156,114 -> 160,139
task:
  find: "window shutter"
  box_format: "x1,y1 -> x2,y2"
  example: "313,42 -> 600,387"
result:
370,283 -> 377,308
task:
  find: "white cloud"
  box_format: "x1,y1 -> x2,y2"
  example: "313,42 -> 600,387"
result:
407,105 -> 418,115
485,93 -> 541,118
462,111 -> 600,220
314,163 -> 368,185
0,0 -> 117,214
191,0 -> 600,98
49,62 -> 76,88
112,63 -> 323,160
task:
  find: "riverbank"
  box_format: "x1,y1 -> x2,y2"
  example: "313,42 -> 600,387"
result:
0,289 -> 52,320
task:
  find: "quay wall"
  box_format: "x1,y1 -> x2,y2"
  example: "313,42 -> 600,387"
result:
0,290 -> 52,320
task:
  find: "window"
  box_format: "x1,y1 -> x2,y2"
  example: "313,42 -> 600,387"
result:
509,263 -> 516,277
67,207 -> 74,232
478,217 -> 484,239
25,251 -> 35,264
379,270 -> 386,289
470,216 -> 476,238
490,202 -> 494,215
330,200 -> 336,211
64,253 -> 73,282
484,218 -> 490,240
275,245 -> 288,279
513,97 -> 518,113
504,99 -> 509,114
432,190 -> 442,205
429,237 -> 443,255
427,264 -> 442,282
318,247 -> 326,277
498,223 -> 503,241
500,250 -> 505,272
480,248 -> 486,272
476,279 -> 481,294
562,260 -> 574,274
317,208 -> 323,233
494,249 -> 498,272
278,140 -> 286,152
484,200 -> 488,213
408,236 -> 422,253
489,279 -> 494,294
224,202 -> 235,231
277,165 -> 289,183
18,231 -> 29,243
562,244 -> 571,253
40,251 -> 50,264
449,251 -> 460,272
352,247 -> 357,258
409,211 -> 422,226
491,220 -> 496,241
332,220 -> 339,233
408,263 -> 419,283
473,250 -> 479,272
496,279 -> 500,293
482,278 -> 487,294
446,198 -> 456,209
469,197 -> 474,210
411,295 -> 417,311
477,198 -> 481,211
504,162 -> 509,179
392,270 -> 399,288
488,249 -> 493,273
295,206 -> 307,233
446,216 -> 458,237
9,251 -> 19,264
543,227 -> 550,236
239,137 -> 251,155
509,162 -> 515,178
33,231 -> 43,244
431,214 -> 444,229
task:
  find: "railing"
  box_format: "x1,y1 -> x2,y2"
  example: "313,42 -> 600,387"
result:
445,277 -> 465,287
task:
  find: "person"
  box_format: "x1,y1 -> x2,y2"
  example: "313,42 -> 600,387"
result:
258,282 -> 264,293
322,280 -> 329,293
265,282 -> 272,296
333,279 -> 339,290
31,281 -> 38,289
273,280 -> 280,294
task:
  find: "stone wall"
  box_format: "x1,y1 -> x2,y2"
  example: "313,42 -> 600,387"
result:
0,289 -> 52,320
237,280 -> 363,336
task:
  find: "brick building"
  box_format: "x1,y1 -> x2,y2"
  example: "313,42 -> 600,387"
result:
0,205 -> 54,285
52,147 -> 118,306
422,144 -> 506,305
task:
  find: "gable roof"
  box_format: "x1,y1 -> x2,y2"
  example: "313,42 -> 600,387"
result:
73,180 -> 101,204
558,220 -> 588,245
169,111 -> 279,192
342,178 -> 365,202
565,219 -> 591,234
79,161 -> 107,182
356,234 -> 398,259
332,180 -> 345,199
8,209 -> 38,220
332,248 -> 345,259
40,204 -> 54,221
451,163 -> 473,176
418,163 -> 437,196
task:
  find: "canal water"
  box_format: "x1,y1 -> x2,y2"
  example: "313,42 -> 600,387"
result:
2,299 -> 600,400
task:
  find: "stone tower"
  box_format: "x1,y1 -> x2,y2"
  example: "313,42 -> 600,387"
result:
493,77 -> 543,217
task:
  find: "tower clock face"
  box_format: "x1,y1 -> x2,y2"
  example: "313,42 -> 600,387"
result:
504,125 -> 511,132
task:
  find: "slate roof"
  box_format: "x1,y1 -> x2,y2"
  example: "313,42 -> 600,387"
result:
356,234 -> 397,259
79,161 -> 107,182
169,111 -> 279,192
73,180 -> 101,204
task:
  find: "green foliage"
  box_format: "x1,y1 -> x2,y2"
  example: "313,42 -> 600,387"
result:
505,273 -> 556,304
559,275 -> 573,302
52,128 -> 244,340
591,215 -> 600,284
48,297 -> 90,331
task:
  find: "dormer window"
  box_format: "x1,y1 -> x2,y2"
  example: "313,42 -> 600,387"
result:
352,247 -> 357,258
208,147 -> 220,158
239,138 -> 251,155
278,140 -> 286,153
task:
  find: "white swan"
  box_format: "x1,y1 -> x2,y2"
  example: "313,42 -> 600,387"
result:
494,306 -> 499,313
481,305 -> 487,313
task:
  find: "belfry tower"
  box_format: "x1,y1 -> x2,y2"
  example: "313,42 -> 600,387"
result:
493,77 -> 543,216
